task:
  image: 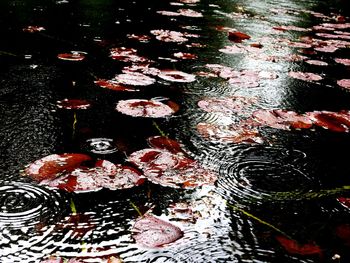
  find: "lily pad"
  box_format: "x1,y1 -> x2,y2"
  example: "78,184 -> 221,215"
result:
25,153 -> 92,181
116,99 -> 176,118
158,70 -> 196,83
132,214 -> 183,247
57,99 -> 91,110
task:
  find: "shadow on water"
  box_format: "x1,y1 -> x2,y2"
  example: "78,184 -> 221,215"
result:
1,0 -> 350,262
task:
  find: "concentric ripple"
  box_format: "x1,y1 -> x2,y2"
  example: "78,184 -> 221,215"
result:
0,181 -> 68,260
0,181 -> 65,227
212,146 -> 317,204
84,138 -> 118,154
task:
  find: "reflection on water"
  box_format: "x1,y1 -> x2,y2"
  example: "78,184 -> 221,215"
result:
1,0 -> 350,262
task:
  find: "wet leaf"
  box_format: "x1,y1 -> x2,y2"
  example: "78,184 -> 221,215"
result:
57,99 -> 91,110
228,31 -> 251,42
110,47 -> 150,63
147,136 -> 184,154
94,79 -> 138,92
177,9 -> 203,18
197,122 -> 264,144
335,58 -> 350,66
253,109 -> 313,130
126,34 -> 152,43
337,197 -> 350,208
288,71 -> 323,82
158,69 -> 196,82
150,29 -> 189,43
337,79 -> 350,89
132,214 -> 183,247
197,96 -> 256,115
57,51 -> 86,61
41,160 -> 145,192
305,60 -> 328,66
128,148 -> 217,188
114,72 -> 156,86
173,52 -> 198,60
308,111 -> 350,132
276,236 -> 322,256
116,99 -> 176,118
25,154 -> 92,181
23,26 -> 45,33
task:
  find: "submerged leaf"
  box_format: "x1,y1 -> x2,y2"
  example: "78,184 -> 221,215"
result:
132,214 -> 183,247
276,236 -> 322,256
228,31 -> 251,42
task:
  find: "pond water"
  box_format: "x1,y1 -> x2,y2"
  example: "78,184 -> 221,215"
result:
1,0 -> 350,262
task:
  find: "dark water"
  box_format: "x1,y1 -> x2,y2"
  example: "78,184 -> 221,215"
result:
1,0 -> 350,262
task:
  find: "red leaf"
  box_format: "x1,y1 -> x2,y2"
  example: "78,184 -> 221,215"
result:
150,29 -> 189,43
228,31 -> 251,42
337,197 -> 350,208
57,99 -> 91,110
336,224 -> 350,245
128,148 -> 216,188
276,236 -> 322,256
132,214 -> 183,247
173,52 -> 198,60
25,154 -> 92,181
57,51 -> 86,61
41,160 -> 145,193
94,79 -> 138,92
308,111 -> 350,132
147,136 -> 184,154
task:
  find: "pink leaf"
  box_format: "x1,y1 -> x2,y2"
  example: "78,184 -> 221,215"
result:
288,71 -> 323,82
132,215 -> 183,247
116,99 -> 175,118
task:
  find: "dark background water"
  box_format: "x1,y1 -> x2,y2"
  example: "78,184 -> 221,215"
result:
1,0 -> 350,262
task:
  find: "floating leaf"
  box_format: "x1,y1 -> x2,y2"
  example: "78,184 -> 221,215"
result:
147,136 -> 184,154
57,51 -> 86,61
23,26 -> 45,33
288,71 -> 323,82
116,99 -> 176,118
128,148 -> 217,188
150,29 -> 188,43
276,236 -> 322,256
110,47 -> 150,63
94,79 -> 138,92
126,34 -> 152,43
41,160 -> 145,192
228,31 -> 251,42
57,99 -> 91,110
132,214 -> 183,247
335,58 -> 350,66
25,154 -> 92,181
198,96 -> 256,115
253,109 -> 313,130
173,52 -> 198,60
197,122 -> 264,144
177,9 -> 203,18
305,60 -> 328,66
114,72 -> 156,86
158,69 -> 196,83
337,79 -> 350,89
308,111 -> 350,132
337,197 -> 350,208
